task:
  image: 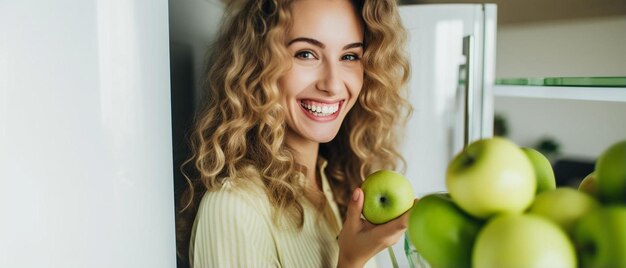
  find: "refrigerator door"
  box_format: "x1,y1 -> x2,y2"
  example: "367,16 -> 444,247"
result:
399,4 -> 496,196
0,1 -> 175,267
373,4 -> 496,268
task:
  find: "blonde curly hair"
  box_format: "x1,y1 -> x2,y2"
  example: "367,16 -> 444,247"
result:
177,0 -> 411,261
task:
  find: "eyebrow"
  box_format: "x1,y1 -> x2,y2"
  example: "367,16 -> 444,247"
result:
287,37 -> 364,50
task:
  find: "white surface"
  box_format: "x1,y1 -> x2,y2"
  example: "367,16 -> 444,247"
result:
494,85 -> 626,102
0,0 -> 175,267
376,4 -> 496,267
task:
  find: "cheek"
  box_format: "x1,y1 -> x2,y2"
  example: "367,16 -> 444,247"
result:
346,68 -> 364,98
342,67 -> 364,113
277,78 -> 297,112
278,68 -> 314,99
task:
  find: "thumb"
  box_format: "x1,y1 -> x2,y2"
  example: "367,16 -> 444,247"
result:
344,188 -> 364,229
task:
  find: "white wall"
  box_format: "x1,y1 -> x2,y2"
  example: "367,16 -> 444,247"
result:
494,16 -> 626,159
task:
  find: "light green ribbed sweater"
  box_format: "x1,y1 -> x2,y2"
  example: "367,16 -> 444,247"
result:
189,161 -> 378,267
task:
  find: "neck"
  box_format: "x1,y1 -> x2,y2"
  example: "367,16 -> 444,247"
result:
285,131 -> 320,191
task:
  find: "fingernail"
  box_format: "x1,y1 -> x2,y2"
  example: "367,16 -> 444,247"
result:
352,189 -> 360,201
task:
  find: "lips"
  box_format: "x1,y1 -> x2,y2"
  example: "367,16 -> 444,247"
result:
299,99 -> 343,120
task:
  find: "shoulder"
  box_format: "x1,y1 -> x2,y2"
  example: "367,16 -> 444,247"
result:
197,176 -> 271,222
190,177 -> 281,266
200,164 -> 270,211
191,176 -> 275,251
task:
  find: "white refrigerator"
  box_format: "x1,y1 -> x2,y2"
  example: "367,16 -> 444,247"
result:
377,4 -> 497,267
0,0 -> 176,267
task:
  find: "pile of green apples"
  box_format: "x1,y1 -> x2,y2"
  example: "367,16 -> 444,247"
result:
407,137 -> 626,268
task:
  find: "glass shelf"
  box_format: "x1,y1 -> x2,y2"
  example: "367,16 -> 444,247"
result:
496,77 -> 626,87
494,76 -> 626,102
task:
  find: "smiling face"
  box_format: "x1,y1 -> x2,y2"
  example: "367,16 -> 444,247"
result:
279,0 -> 365,147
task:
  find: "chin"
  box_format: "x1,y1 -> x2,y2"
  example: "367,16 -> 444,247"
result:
309,129 -> 340,144
318,136 -> 336,144
313,135 -> 338,144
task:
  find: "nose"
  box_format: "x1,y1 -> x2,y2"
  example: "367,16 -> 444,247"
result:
316,60 -> 343,95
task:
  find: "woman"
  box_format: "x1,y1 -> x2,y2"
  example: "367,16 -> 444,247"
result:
177,0 -> 413,267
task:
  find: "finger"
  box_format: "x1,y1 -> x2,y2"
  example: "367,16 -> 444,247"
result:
344,188 -> 364,230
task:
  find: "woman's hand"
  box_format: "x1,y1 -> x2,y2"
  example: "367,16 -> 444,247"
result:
337,188 -> 415,268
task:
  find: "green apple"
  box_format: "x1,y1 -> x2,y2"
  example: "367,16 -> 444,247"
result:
407,193 -> 482,268
595,140 -> 626,203
527,187 -> 599,234
361,170 -> 415,224
522,147 -> 556,194
473,214 -> 577,268
446,137 -> 536,219
579,171 -> 599,197
573,206 -> 626,268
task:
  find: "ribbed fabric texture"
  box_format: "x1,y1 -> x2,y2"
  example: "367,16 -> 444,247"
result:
189,162 -> 378,268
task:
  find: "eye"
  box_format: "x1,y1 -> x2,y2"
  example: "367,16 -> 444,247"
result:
295,50 -> 317,60
341,54 -> 360,61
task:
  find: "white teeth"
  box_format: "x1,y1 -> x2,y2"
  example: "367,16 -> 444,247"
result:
300,101 -> 340,116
